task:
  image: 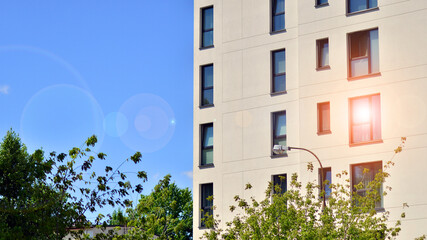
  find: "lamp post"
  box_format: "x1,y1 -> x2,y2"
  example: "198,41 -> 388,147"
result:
272,145 -> 326,210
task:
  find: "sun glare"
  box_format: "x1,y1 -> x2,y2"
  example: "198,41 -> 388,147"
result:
354,105 -> 371,123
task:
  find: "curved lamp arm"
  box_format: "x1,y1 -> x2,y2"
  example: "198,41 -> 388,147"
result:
287,146 -> 326,210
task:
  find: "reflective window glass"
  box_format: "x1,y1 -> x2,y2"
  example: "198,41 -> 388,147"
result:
272,174 -> 287,194
272,111 -> 286,155
348,0 -> 377,13
201,123 -> 213,165
201,7 -> 214,48
272,0 -> 285,32
200,183 -> 213,227
201,65 -> 214,106
272,49 -> 286,93
349,94 -> 381,144
348,29 -> 379,78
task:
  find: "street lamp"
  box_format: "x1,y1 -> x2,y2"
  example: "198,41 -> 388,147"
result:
272,145 -> 326,209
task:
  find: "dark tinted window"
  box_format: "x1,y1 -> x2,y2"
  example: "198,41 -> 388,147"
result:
200,183 -> 213,227
348,0 -> 378,14
272,111 -> 286,155
348,29 -> 379,78
351,162 -> 382,208
201,65 -> 213,106
201,123 -> 213,165
272,49 -> 286,93
272,0 -> 285,32
317,0 -> 328,5
201,7 -> 214,48
319,167 -> 332,199
272,174 -> 287,194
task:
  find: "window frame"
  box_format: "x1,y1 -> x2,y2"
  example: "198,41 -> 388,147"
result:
317,101 -> 331,135
319,167 -> 332,199
271,49 -> 287,95
271,0 -> 286,33
271,111 -> 287,157
348,93 -> 382,146
200,183 -> 214,228
316,38 -> 330,70
350,161 -> 383,210
200,6 -> 214,49
200,64 -> 214,108
200,123 -> 214,167
347,28 -> 380,80
347,0 -> 379,15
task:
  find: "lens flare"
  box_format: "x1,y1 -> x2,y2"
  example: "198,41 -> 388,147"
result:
119,93 -> 175,153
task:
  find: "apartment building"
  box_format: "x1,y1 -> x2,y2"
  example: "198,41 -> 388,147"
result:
193,0 -> 427,238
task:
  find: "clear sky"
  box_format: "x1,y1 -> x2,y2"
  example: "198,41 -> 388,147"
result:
0,1 -> 194,220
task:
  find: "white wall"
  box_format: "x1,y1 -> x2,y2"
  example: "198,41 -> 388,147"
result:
194,0 -> 427,238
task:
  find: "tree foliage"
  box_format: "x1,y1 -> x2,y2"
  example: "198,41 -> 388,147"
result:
0,130 -> 147,239
80,174 -> 193,240
109,208 -> 128,226
0,131 -> 72,239
125,174 -> 193,239
202,138 -> 408,240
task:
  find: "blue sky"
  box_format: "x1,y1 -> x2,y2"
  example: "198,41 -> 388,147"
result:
0,1 -> 194,220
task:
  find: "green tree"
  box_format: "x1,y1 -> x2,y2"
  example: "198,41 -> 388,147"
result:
0,130 -> 147,239
125,174 -> 193,239
85,174 -> 193,240
202,138 -> 409,240
0,131 -> 73,239
110,208 -> 128,226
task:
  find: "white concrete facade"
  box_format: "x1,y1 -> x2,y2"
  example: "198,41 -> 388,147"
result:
193,0 -> 427,239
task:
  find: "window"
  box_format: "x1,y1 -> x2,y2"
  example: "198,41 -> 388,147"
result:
348,29 -> 379,78
348,0 -> 378,14
272,49 -> 286,93
316,38 -> 330,70
351,161 -> 382,208
316,0 -> 328,6
201,64 -> 213,107
317,102 -> 331,134
349,94 -> 381,145
272,0 -> 285,32
319,167 -> 332,199
201,6 -> 213,48
272,111 -> 286,156
200,183 -> 213,227
272,174 -> 287,194
201,123 -> 213,166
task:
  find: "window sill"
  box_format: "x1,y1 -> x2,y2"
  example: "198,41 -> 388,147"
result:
375,207 -> 385,213
199,163 -> 215,169
199,45 -> 214,50
347,72 -> 381,81
346,7 -> 379,16
270,90 -> 287,96
349,139 -> 383,147
316,65 -> 330,71
317,130 -> 331,135
271,153 -> 288,159
199,104 -> 214,109
315,3 -> 329,8
270,29 -> 286,35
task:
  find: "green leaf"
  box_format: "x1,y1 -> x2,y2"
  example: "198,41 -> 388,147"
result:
85,135 -> 98,147
130,152 -> 142,164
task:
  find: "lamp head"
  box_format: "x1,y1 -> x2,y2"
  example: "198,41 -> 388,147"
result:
272,145 -> 287,155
